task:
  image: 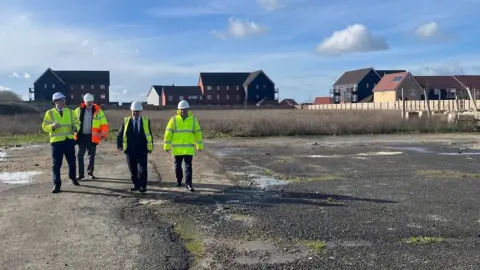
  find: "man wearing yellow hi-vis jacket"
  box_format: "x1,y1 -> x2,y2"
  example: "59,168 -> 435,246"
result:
42,92 -> 81,193
163,100 -> 203,192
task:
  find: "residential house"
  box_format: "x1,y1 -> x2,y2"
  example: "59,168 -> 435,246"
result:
313,97 -> 332,105
198,70 -> 277,105
146,85 -> 203,106
373,72 -> 424,102
414,76 -> 468,100
32,68 -> 110,104
279,98 -> 298,107
331,67 -> 405,104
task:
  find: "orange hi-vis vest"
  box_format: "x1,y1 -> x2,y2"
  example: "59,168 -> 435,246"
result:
74,103 -> 109,144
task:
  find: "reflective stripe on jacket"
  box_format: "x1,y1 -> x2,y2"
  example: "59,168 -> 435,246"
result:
163,111 -> 203,156
41,108 -> 80,143
122,116 -> 153,151
74,103 -> 109,144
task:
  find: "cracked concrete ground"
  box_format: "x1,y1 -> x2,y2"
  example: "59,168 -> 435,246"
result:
1,134 -> 480,269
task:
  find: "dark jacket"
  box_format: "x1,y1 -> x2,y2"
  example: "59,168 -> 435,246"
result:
116,117 -> 153,154
76,104 -> 99,143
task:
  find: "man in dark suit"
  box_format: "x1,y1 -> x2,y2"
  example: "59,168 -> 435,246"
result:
116,101 -> 153,193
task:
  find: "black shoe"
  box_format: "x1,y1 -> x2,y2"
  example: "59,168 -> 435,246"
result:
130,187 -> 139,191
87,173 -> 96,179
139,187 -> 146,193
77,176 -> 84,181
51,185 -> 61,193
177,181 -> 182,187
186,185 -> 194,192
72,179 -> 80,186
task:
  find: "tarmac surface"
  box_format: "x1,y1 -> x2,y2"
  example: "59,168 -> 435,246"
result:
1,134 -> 480,269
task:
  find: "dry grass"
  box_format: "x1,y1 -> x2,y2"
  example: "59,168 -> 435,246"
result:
0,109 -> 468,138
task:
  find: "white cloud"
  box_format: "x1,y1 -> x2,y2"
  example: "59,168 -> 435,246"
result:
227,17 -> 267,38
209,30 -> 226,40
316,24 -> 389,55
256,0 -> 284,11
415,22 -> 440,38
0,85 -> 11,91
9,72 -> 19,78
81,39 -> 88,46
23,72 -> 30,79
122,89 -> 128,95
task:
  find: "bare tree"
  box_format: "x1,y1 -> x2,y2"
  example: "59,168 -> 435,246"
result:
0,90 -> 23,103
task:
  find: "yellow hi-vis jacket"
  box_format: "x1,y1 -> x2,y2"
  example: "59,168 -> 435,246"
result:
122,116 -> 153,152
163,111 -> 203,156
41,108 -> 80,143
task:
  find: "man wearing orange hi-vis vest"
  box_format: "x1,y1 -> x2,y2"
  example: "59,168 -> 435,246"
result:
73,93 -> 109,180
41,92 -> 81,193
163,100 -> 204,192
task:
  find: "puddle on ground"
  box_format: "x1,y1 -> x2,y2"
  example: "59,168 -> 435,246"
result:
0,151 -> 5,161
212,147 -> 247,157
0,171 -> 42,184
387,145 -> 480,156
307,151 -> 402,158
356,151 -> 402,156
229,167 -> 289,189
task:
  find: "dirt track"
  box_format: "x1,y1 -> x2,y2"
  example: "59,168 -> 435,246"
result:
1,134 -> 480,269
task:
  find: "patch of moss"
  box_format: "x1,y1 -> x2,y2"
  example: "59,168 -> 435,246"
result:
173,222 -> 204,259
403,236 -> 445,244
302,240 -> 327,252
417,169 -> 480,178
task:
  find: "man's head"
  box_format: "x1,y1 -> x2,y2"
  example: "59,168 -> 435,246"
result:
83,93 -> 94,108
52,92 -> 66,108
130,101 -> 143,118
177,100 -> 190,118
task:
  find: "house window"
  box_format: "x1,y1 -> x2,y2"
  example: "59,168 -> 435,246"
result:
226,86 -> 229,90
179,96 -> 184,100
44,84 -> 47,88
263,85 -> 266,89
236,86 -> 239,90
256,95 -> 260,99
200,96 -> 203,100
168,95 -> 173,101
70,94 -> 74,99
207,95 -> 212,100
256,85 -> 259,89
81,85 -> 84,89
216,95 -> 220,100
100,94 -> 106,99
226,95 -> 230,100
216,86 -> 220,90
188,96 -> 198,99
447,88 -> 456,98
206,86 -> 212,90
366,83 -> 369,88
410,89 -> 415,95
52,84 -> 55,88
236,95 -> 240,100
100,84 -> 105,89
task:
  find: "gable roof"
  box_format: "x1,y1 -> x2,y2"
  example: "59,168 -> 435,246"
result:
147,85 -> 163,97
413,75 -> 464,90
199,70 -> 274,86
160,86 -> 202,96
33,68 -> 110,85
280,98 -> 298,106
313,97 -> 332,104
373,72 -> 409,92
453,75 -> 480,90
333,67 -> 374,85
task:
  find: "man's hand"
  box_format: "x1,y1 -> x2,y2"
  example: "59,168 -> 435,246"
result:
52,122 -> 60,129
148,150 -> 152,155
72,126 -> 78,133
165,149 -> 170,153
197,149 -> 202,152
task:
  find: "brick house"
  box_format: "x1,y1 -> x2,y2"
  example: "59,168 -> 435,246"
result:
198,70 -> 277,105
32,68 -> 110,104
373,72 -> 424,102
146,85 -> 203,106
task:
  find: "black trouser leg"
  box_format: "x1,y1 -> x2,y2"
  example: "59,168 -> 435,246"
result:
174,155 -> 184,184
86,143 -> 97,176
184,155 -> 193,187
126,153 -> 139,188
51,142 -> 64,186
64,139 -> 77,181
137,152 -> 148,189
77,138 -> 87,178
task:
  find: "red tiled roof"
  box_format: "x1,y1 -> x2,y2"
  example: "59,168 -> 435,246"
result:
313,97 -> 332,104
373,72 -> 409,92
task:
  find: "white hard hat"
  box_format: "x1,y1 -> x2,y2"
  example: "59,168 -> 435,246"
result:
178,100 -> 190,109
83,93 -> 94,102
52,92 -> 66,101
130,101 -> 143,111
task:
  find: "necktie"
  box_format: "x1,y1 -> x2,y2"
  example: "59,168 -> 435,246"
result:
133,120 -> 138,133
59,110 -> 63,117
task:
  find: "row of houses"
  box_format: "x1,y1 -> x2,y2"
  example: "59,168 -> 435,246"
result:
311,67 -> 480,105
29,68 -> 280,107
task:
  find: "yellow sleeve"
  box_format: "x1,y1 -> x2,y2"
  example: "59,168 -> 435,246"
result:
194,118 -> 203,150
41,110 -> 53,133
163,117 -> 174,151
71,109 -> 80,131
99,110 -> 109,137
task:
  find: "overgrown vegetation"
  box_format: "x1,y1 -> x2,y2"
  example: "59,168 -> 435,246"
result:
0,108 -> 472,142
403,236 -> 445,244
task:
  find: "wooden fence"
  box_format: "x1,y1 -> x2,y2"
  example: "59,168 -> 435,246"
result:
300,99 -> 480,112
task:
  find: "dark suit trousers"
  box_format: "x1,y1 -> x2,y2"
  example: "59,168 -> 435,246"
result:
51,139 -> 76,185
174,155 -> 193,186
126,151 -> 148,188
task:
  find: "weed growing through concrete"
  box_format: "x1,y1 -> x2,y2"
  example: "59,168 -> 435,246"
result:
301,240 -> 327,252
417,170 -> 480,178
403,236 -> 445,244
173,222 -> 204,260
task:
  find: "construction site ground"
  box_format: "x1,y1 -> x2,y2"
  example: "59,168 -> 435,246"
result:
1,134 -> 480,269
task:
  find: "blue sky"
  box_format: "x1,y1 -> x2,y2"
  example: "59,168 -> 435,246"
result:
0,0 -> 479,103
